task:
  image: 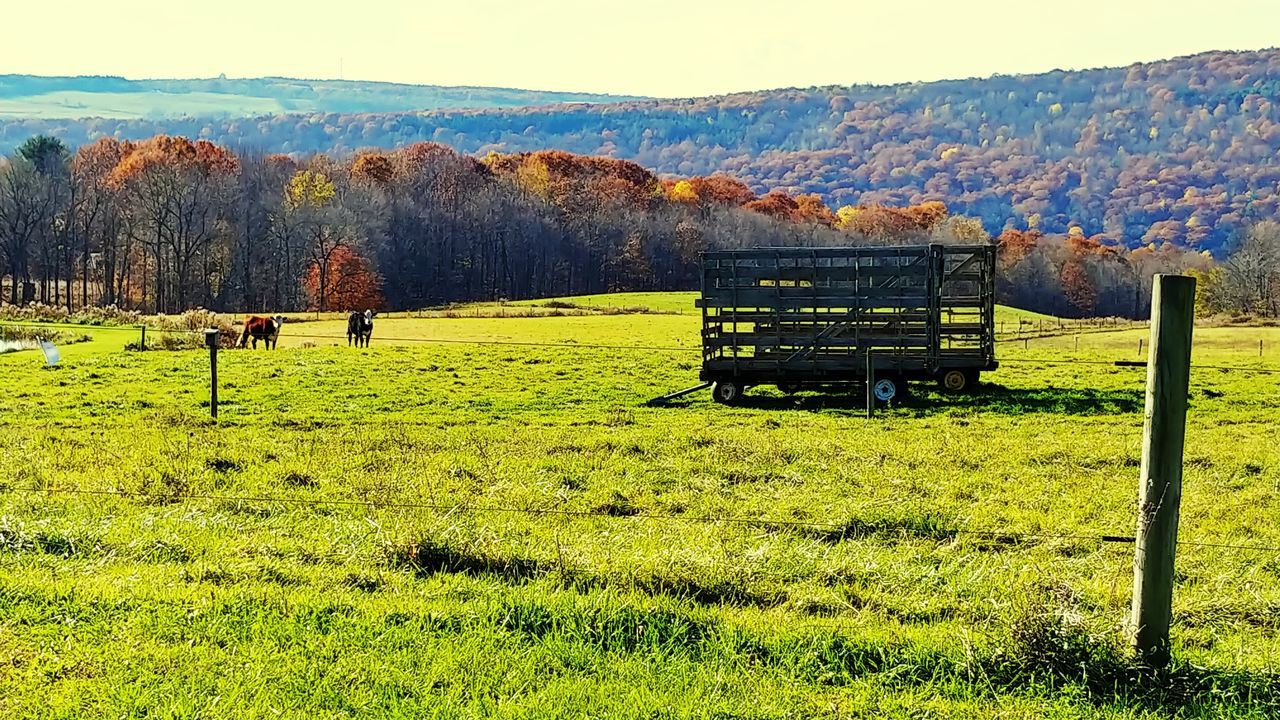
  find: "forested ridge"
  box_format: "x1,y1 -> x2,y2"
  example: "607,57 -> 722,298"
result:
3,49 -> 1279,253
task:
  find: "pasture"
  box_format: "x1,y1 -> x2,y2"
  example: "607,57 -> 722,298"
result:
1,293 -> 1278,719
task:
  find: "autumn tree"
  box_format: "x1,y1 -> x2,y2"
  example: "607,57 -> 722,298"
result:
996,228 -> 1042,270
1060,259 -> 1097,315
71,138 -> 126,307
109,136 -> 239,312
304,244 -> 383,311
794,194 -> 837,226
743,191 -> 801,221
352,152 -> 395,186
281,168 -> 354,312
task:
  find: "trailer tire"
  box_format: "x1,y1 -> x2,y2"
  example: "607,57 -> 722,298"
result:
939,369 -> 977,394
712,381 -> 744,405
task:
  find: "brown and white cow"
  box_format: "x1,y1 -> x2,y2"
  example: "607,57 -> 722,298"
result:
237,314 -> 285,349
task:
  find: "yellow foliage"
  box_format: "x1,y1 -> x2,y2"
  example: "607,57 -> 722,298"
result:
941,216 -> 989,244
940,147 -> 959,161
285,170 -> 336,210
834,205 -> 862,231
668,180 -> 698,204
515,158 -> 553,199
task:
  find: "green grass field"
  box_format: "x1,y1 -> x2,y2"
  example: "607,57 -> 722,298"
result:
1,295 -> 1278,718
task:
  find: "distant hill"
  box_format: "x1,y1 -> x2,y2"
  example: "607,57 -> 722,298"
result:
2,49 -> 1279,252
0,75 -> 639,119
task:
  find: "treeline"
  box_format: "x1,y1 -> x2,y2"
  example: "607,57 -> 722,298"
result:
4,49 -> 1279,254
0,134 -> 1252,320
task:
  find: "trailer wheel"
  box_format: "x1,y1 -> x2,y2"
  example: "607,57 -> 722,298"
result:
940,369 -> 976,394
712,381 -> 743,405
777,382 -> 803,395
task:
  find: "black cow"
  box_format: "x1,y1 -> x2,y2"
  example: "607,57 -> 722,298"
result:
347,310 -> 375,347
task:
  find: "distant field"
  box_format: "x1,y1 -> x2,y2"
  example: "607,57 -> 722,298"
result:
0,75 -> 639,120
0,91 -> 294,120
1,293 -> 1277,718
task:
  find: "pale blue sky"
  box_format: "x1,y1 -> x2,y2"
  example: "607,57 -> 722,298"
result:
6,1 -> 1278,96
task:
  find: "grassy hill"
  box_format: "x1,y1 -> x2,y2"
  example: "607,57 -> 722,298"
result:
0,75 -> 640,120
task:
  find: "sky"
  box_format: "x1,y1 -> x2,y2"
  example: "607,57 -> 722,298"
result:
4,0 -> 1278,97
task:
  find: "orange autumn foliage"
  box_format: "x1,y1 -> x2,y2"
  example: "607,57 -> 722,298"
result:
1060,259 -> 1096,314
303,245 -> 384,312
352,152 -> 395,185
996,228 -> 1043,269
107,135 -> 238,187
742,190 -> 801,220
795,194 -> 837,226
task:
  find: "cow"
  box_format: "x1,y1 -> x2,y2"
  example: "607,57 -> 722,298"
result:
237,314 -> 285,349
347,310 -> 375,347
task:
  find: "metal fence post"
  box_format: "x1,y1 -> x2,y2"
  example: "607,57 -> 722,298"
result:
1129,274 -> 1195,668
205,329 -> 220,419
864,351 -> 874,419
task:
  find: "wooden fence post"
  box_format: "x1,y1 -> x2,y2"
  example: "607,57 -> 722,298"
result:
1129,274 -> 1196,668
139,324 -> 146,351
205,329 -> 220,419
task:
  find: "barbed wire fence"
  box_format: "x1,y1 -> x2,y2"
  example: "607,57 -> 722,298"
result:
4,320 -> 1279,375
13,486 -> 1280,556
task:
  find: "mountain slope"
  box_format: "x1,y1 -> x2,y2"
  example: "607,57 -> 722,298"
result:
2,49 -> 1278,251
0,75 -> 640,119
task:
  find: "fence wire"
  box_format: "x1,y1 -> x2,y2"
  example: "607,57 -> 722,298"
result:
5,320 -> 1280,375
10,485 -> 1280,555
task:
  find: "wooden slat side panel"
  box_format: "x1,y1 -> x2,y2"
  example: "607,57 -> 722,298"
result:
698,243 -> 998,379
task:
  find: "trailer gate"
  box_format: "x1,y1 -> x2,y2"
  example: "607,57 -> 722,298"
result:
697,244 -> 996,388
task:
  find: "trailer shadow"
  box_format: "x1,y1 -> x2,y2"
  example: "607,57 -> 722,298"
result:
661,383 -> 1144,416
901,383 -> 1145,416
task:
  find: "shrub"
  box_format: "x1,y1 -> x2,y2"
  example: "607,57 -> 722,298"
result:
126,309 -> 237,351
0,325 -> 92,350
0,302 -> 141,326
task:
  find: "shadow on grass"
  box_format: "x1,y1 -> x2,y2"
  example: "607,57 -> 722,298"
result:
781,512 -> 960,544
660,383 -> 1144,416
780,629 -> 1280,715
385,537 -> 783,607
381,539 -> 1275,713
977,611 -> 1280,714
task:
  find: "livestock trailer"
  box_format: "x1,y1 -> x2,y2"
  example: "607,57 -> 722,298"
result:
697,244 -> 997,404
